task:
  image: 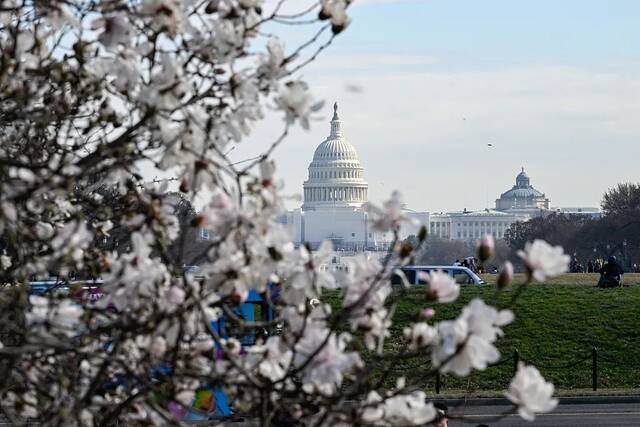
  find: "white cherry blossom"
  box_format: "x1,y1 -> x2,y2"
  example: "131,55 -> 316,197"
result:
419,270 -> 460,303
432,298 -> 514,376
0,252 -> 11,270
506,362 -> 558,421
361,390 -> 436,426
404,322 -> 437,351
274,80 -> 324,130
518,239 -> 570,282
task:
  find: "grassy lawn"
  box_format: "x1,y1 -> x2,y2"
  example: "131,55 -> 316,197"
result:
325,273 -> 640,394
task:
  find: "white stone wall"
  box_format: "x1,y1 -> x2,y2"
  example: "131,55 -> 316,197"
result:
303,208 -> 367,248
448,211 -> 525,241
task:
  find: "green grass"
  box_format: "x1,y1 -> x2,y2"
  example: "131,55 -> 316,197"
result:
325,273 -> 640,394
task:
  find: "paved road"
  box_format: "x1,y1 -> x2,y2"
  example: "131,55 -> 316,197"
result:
448,402 -> 640,426
4,401 -> 640,426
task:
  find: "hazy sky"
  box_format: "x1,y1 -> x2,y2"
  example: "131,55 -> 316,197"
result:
231,0 -> 640,212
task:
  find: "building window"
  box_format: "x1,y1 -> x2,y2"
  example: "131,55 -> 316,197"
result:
351,233 -> 356,237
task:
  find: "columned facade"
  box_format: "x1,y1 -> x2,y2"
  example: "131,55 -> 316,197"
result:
302,103 -> 368,211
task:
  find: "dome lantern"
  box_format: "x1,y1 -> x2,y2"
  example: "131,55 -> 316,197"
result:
330,102 -> 342,137
516,167 -> 530,188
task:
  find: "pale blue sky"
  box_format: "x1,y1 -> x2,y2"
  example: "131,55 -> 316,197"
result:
234,0 -> 640,212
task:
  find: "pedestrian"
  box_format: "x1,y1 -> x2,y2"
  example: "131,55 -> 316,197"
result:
598,256 -> 624,288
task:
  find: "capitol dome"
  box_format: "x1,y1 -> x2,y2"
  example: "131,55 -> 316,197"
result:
302,103 -> 368,210
495,168 -> 550,212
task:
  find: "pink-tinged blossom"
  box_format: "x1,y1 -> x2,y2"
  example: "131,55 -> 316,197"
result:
150,336 -> 167,358
420,308 -> 436,319
34,221 -> 54,240
138,54 -> 189,110
102,232 -> 170,311
404,322 -> 437,351
285,241 -> 337,306
26,297 -> 83,337
274,81 -> 324,130
51,221 -> 92,265
199,189 -> 237,231
419,270 -> 460,303
294,329 -> 362,396
367,191 -> 413,232
258,38 -> 286,80
506,363 -> 558,421
246,336 -> 293,383
361,390 -> 436,426
432,298 -> 514,376
343,255 -> 391,350
518,239 -> 570,282
166,285 -> 186,305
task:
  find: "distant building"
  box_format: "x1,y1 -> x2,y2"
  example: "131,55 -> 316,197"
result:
430,208 -> 525,241
277,103 -> 428,251
495,168 -> 550,216
429,168 -> 600,242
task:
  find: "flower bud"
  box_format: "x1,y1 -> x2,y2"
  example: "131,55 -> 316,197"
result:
150,336 -> 167,358
497,261 -> 514,289
420,308 -> 435,319
477,234 -> 495,263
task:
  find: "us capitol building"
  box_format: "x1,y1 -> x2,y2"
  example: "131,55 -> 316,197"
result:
277,103 -> 428,250
277,103 -> 599,248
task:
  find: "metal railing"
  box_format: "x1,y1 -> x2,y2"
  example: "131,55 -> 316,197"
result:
433,346 -> 617,394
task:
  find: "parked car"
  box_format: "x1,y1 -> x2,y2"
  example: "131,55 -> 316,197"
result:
392,265 -> 485,286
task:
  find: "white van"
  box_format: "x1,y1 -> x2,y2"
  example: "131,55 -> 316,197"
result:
392,265 -> 485,286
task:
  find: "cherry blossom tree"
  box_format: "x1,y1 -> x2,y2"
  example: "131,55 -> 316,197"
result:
0,1 -> 567,425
